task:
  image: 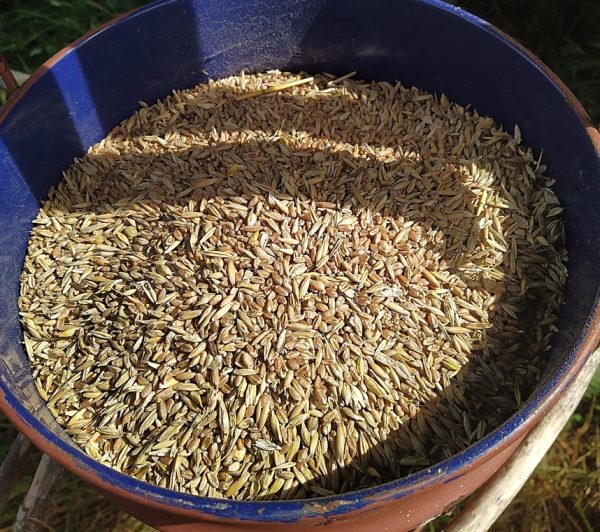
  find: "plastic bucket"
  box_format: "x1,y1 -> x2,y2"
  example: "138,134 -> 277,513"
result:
1,0 -> 599,530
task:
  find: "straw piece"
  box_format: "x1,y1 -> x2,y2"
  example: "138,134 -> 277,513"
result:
327,71 -> 357,86
234,77 -> 314,100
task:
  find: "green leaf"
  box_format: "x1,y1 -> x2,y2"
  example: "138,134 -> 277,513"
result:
570,412 -> 583,423
584,363 -> 600,398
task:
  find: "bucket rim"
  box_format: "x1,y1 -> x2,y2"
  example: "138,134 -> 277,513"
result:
1,0 -> 599,524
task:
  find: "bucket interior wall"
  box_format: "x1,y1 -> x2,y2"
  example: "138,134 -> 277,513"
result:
1,0 -> 599,475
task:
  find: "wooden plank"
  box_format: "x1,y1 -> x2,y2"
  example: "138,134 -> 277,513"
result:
13,454 -> 63,532
448,347 -> 600,532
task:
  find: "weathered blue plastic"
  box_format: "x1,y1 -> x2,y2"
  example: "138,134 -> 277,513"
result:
1,0 -> 599,528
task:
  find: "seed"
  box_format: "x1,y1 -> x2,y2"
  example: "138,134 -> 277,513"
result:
265,477 -> 286,497
19,70 -> 566,503
227,261 -> 237,286
225,473 -> 250,497
179,309 -> 204,321
289,413 -> 309,428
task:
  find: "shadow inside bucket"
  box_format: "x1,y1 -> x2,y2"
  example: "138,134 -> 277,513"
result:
29,79 -> 565,499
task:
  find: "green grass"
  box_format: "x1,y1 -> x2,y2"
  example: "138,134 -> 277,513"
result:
0,414 -> 125,531
0,415 -> 17,458
0,0 -> 145,105
457,0 -> 600,123
0,445 -> 144,532
426,396 -> 600,532
494,395 -> 599,531
1,0 -> 600,122
1,1 -> 599,530
0,0 -> 145,73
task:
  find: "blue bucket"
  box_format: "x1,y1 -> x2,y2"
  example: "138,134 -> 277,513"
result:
1,1 -> 599,530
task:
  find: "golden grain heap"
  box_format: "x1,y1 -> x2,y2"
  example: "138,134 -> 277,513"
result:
19,71 -> 567,500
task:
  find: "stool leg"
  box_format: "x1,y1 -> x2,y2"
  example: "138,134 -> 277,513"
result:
13,454 -> 64,532
0,433 -> 32,514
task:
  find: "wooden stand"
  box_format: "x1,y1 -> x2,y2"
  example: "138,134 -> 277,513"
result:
0,434 -> 31,514
12,455 -> 63,532
448,347 -> 600,531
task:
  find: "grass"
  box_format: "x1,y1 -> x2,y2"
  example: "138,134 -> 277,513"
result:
0,0 -> 145,73
1,0 -> 600,122
459,0 -> 600,123
1,0 -> 599,530
427,396 -> 600,532
0,0 -> 145,104
0,417 -> 149,531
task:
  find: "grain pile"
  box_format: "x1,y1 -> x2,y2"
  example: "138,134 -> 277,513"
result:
19,71 -> 567,500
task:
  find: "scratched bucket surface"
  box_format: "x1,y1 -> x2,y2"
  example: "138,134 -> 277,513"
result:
1,0 -> 599,530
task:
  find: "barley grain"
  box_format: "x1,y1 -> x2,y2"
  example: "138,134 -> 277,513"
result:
19,71 -> 567,501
